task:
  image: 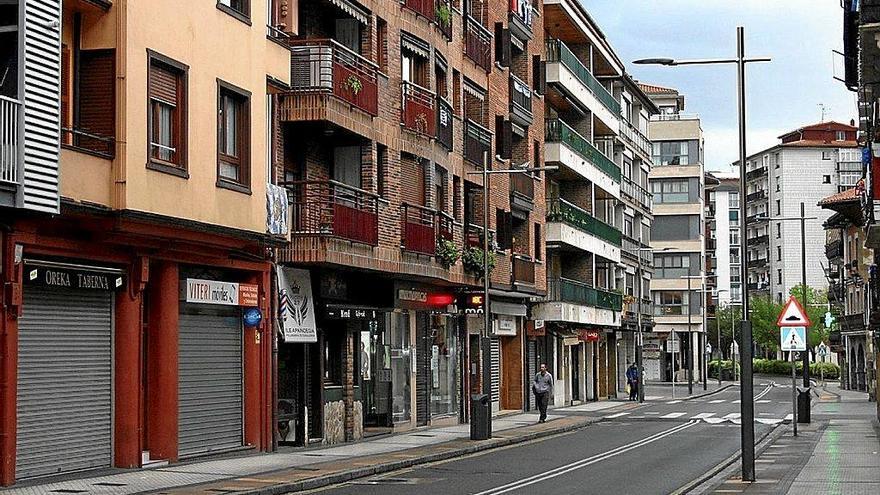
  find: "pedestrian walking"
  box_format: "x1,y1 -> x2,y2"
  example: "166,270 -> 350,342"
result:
626,362 -> 639,401
532,363 -> 554,423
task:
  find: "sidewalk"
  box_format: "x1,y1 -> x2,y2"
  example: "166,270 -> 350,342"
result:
4,410 -> 611,495
701,384 -> 880,494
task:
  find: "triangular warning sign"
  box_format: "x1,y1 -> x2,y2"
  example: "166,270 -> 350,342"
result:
776,296 -> 812,327
782,327 -> 806,351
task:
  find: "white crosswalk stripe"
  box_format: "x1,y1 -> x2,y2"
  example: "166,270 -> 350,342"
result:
784,413 -> 793,421
665,400 -> 683,404
691,412 -> 716,419
661,412 -> 686,418
604,412 -> 630,419
723,412 -> 741,419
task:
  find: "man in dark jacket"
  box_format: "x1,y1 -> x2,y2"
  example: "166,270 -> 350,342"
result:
532,363 -> 554,423
626,362 -> 639,401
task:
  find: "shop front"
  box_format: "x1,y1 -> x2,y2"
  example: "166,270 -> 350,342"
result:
524,319 -> 554,411
490,300 -> 527,413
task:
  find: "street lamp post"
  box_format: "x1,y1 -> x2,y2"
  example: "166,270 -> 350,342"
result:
467,152 -> 557,439
636,27 -> 771,481
714,289 -> 730,386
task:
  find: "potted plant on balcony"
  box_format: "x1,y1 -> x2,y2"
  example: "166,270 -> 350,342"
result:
344,75 -> 363,96
435,3 -> 452,28
436,238 -> 461,269
462,246 -> 496,278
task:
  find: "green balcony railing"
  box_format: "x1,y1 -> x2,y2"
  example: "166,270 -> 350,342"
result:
550,277 -> 623,311
547,197 -> 622,246
546,119 -> 620,182
545,39 -> 621,116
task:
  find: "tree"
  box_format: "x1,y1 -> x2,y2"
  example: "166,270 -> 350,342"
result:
707,304 -> 742,360
750,295 -> 783,357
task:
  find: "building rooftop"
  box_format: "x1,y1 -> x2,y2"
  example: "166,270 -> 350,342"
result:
637,82 -> 678,95
818,186 -> 861,207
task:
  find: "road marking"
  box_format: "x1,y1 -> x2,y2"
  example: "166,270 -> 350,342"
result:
644,412 -> 661,415
660,412 -> 686,419
723,413 -> 741,420
708,399 -> 726,404
756,399 -> 771,404
732,400 -> 741,404
604,412 -> 630,419
703,417 -> 726,424
666,400 -> 683,404
784,414 -> 793,421
756,418 -> 783,425
691,412 -> 716,419
473,421 -> 700,495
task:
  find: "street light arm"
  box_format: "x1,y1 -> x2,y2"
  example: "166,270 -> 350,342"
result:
634,57 -> 771,66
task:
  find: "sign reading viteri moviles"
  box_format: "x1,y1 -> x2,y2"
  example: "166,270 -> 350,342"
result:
25,264 -> 124,291
277,267 -> 318,343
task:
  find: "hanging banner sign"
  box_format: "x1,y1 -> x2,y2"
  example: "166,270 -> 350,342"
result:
278,267 -> 318,343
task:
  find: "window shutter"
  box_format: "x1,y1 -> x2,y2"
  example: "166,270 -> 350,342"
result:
499,119 -> 513,160
78,49 -> 115,156
401,155 -> 426,206
533,55 -> 546,95
496,210 -> 513,250
61,45 -> 71,137
149,64 -> 178,103
498,29 -> 511,67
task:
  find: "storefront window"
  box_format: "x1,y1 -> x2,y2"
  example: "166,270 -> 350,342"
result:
390,312 -> 411,423
429,314 -> 459,416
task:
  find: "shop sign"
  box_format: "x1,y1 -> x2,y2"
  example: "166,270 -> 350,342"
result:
278,268 -> 318,343
325,307 -> 378,320
25,264 -> 124,292
397,289 -> 427,303
578,329 -> 600,342
643,342 -> 661,352
243,307 -> 262,327
526,319 -> 545,338
186,278 -> 258,306
493,315 -> 517,336
563,336 -> 579,346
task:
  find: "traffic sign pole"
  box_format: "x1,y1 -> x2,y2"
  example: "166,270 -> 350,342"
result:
791,350 -> 798,436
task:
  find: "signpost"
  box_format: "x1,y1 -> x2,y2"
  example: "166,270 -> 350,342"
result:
777,297 -> 812,437
668,332 -> 679,398
817,343 -> 828,383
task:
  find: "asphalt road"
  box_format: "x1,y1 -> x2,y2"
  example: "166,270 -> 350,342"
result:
306,377 -> 794,495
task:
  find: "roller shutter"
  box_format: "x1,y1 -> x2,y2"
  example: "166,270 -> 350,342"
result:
526,340 -> 536,410
178,308 -> 243,457
490,337 -> 500,404
16,286 -> 112,479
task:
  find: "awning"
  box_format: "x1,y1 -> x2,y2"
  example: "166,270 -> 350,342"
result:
491,301 -> 527,316
401,32 -> 431,59
435,51 -> 448,71
463,78 -> 486,99
326,0 -> 370,25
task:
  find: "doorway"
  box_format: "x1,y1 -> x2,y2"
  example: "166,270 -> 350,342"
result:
360,317 -> 393,427
571,344 -> 581,402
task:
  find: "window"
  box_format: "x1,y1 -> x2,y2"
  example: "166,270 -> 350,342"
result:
836,130 -> 846,141
217,81 -> 251,190
453,175 -> 461,220
534,223 -> 542,261
377,144 -> 388,197
822,150 -> 832,160
729,192 -> 739,208
729,210 -> 739,222
217,0 -> 250,22
377,17 -> 388,72
774,152 -> 780,169
776,223 -> 781,239
730,229 -> 739,246
840,171 -> 861,188
730,248 -> 740,264
777,269 -> 782,285
654,291 -> 689,316
652,215 -> 700,241
652,179 -> 689,203
652,140 -> 692,166
822,175 -> 831,184
435,165 -> 449,213
148,52 -> 187,175
654,254 -> 693,279
775,200 -> 781,216
777,246 -> 782,261
63,48 -> 116,157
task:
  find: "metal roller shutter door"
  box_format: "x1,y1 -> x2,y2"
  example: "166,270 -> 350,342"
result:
526,340 -> 537,410
178,310 -> 243,457
490,337 -> 500,404
16,286 -> 112,479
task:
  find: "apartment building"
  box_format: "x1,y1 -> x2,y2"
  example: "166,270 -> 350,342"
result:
274,0 -> 546,444
531,0 -> 629,405
0,0 -> 289,484
820,188 -> 874,395
706,172 -> 742,308
642,84 -> 706,383
741,121 -> 858,303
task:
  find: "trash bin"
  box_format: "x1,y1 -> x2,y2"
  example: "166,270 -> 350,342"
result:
470,394 -> 491,440
797,388 -> 811,423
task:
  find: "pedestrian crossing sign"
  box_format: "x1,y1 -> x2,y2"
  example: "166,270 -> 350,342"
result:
780,326 -> 807,351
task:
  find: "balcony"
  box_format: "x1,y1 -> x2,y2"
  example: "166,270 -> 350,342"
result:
508,0 -> 534,41
403,0 -> 436,20
620,176 -> 652,211
545,119 -> 620,195
464,16 -> 492,72
533,277 -> 622,326
400,203 -> 438,255
509,74 -> 533,127
401,81 -> 436,137
404,0 -> 453,40
465,223 -> 496,249
1,96 -> 20,187
621,235 -> 651,265
618,119 -> 652,159
747,257 -> 768,269
746,213 -> 767,224
464,119 -> 492,167
746,166 -> 767,181
826,239 -> 843,260
286,180 -> 379,246
838,312 -> 866,332
511,254 -> 536,286
747,281 -> 770,292
547,198 -> 621,246
746,190 -> 766,203
751,234 -> 769,245
289,39 -> 378,117
510,171 -> 535,211
436,96 -> 453,151
545,39 -> 620,130
548,278 -> 622,311
828,282 -> 844,303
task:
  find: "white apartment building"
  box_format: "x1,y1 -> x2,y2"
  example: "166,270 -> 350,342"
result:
706,172 -> 742,308
742,122 -> 859,302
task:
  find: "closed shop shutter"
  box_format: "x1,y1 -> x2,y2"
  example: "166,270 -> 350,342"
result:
178,308 -> 243,457
490,337 -> 500,403
526,340 -> 537,410
16,286 -> 112,479
415,315 -> 430,426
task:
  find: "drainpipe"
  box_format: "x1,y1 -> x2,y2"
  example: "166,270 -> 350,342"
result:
113,0 -> 127,209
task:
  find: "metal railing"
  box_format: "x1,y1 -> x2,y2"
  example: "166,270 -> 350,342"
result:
545,119 -> 620,182
436,96 -> 454,151
510,171 -> 534,200
651,113 -> 700,121
465,222 -> 496,249
283,179 -> 379,245
547,197 -> 622,246
619,119 -> 652,158
621,176 -> 652,210
464,118 -> 492,167
402,81 -> 436,136
747,257 -> 768,269
746,190 -> 766,202
621,235 -> 652,264
62,127 -> 115,158
438,211 -> 455,241
401,203 -> 437,255
545,39 -> 621,116
289,39 -> 379,116
509,73 -> 532,116
512,254 -> 536,285
746,166 -> 767,181
751,234 -> 769,245
0,96 -> 20,184
546,277 -> 622,311
826,239 -> 843,259
464,16 -> 492,72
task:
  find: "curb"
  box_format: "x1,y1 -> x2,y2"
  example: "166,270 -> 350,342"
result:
682,384 -> 734,401
671,421 -> 784,495
179,418 -> 601,495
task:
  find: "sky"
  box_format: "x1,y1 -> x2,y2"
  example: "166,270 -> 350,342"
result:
583,0 -> 857,172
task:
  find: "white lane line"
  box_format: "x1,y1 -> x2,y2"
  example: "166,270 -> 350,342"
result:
605,412 -> 630,419
757,418 -> 783,425
732,400 -> 741,404
660,412 -> 686,419
691,412 -> 716,419
754,383 -> 774,400
644,412 -> 661,415
473,421 -> 700,495
708,399 -> 726,404
756,399 -> 771,404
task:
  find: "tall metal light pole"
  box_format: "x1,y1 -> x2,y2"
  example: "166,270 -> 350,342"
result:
468,152 -> 556,439
714,289 -> 730,385
635,27 -> 770,482
760,205 -> 818,423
